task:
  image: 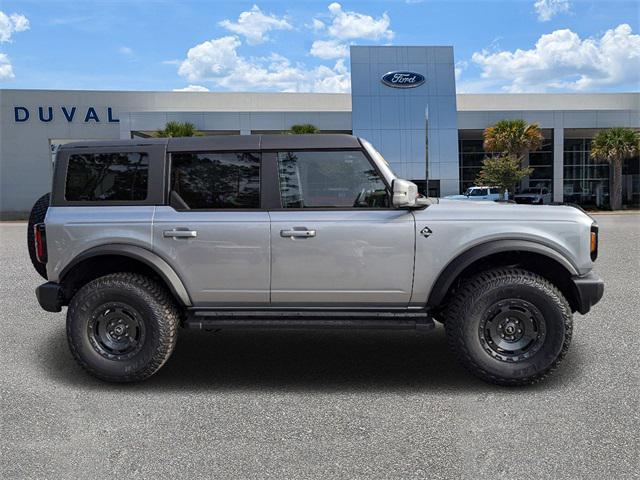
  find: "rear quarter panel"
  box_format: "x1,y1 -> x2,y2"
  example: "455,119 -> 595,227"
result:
45,206 -> 155,282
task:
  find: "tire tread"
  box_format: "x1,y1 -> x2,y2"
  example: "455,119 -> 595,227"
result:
444,268 -> 573,386
66,272 -> 179,382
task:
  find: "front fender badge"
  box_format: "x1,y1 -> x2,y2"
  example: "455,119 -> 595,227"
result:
420,226 -> 432,238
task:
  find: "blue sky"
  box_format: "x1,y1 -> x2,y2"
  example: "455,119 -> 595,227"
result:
1,0 -> 638,93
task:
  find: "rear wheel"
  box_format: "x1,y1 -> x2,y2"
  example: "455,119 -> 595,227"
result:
27,193 -> 50,279
444,268 -> 572,386
67,273 -> 179,382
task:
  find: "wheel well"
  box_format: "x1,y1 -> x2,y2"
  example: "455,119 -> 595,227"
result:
60,255 -> 184,307
432,251 -> 580,314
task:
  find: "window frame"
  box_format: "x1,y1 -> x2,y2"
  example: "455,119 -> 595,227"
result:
167,150 -> 264,211
52,145 -> 166,207
263,147 -> 393,211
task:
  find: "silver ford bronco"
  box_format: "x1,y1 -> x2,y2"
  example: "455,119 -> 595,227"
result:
29,134 -> 604,385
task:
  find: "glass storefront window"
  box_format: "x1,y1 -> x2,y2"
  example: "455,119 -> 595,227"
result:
563,137 -> 610,207
458,131 -> 554,194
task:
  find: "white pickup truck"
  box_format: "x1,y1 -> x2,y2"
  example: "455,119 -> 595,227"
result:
445,186 -> 502,201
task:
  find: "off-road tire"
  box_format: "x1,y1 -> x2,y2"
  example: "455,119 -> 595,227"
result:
27,193 -> 50,279
67,273 -> 179,382
445,268 -> 572,386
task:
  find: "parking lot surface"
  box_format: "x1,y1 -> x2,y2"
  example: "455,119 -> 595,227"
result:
1,214 -> 638,479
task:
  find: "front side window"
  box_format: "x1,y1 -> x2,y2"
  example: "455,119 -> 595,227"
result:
277,150 -> 389,208
65,152 -> 149,201
171,152 -> 260,209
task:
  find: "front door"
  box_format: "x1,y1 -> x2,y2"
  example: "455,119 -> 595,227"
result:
153,150 -> 270,307
269,149 -> 415,307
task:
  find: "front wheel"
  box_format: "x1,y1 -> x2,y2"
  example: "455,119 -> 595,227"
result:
444,268 -> 572,386
67,273 -> 179,382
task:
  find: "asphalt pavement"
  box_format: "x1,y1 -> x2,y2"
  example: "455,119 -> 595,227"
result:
1,214 -> 638,479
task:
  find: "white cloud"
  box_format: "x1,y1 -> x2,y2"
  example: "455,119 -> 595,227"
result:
118,46 -> 133,55
0,11 -> 29,43
177,35 -> 350,93
219,5 -> 291,45
471,24 -> 640,92
323,2 -> 393,41
310,39 -> 349,59
178,36 -> 243,82
0,52 -> 14,79
173,85 -> 210,92
534,0 -> 570,22
311,18 -> 325,31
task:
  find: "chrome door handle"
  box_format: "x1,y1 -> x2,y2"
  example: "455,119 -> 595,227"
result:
163,229 -> 197,238
280,228 -> 316,238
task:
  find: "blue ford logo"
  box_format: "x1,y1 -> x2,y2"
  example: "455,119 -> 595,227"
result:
381,71 -> 425,88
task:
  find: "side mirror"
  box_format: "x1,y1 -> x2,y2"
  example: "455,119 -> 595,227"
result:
392,179 -> 419,208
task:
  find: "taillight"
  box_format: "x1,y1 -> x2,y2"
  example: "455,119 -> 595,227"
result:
34,223 -> 47,263
590,224 -> 598,262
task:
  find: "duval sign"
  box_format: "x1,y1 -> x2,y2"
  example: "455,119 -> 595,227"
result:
381,71 -> 425,88
14,106 -> 119,123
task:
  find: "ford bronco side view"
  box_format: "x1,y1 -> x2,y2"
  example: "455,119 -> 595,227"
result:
29,135 -> 604,385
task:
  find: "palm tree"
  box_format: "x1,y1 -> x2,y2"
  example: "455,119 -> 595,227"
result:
483,119 -> 544,159
153,121 -> 199,138
590,127 -> 640,210
290,124 -> 319,134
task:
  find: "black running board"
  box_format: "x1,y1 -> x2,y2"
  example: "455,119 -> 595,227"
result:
184,310 -> 435,331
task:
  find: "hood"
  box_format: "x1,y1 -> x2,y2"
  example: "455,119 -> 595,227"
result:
418,197 -> 590,222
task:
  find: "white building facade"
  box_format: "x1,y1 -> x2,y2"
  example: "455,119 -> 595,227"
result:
1,45 -> 638,217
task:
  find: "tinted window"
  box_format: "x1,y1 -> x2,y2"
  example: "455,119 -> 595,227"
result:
171,152 -> 260,209
277,150 -> 389,208
66,152 -> 149,201
468,188 -> 487,197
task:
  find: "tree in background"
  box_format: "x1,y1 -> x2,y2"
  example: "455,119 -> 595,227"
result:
590,127 -> 640,210
290,124 -> 319,134
483,119 -> 544,158
477,119 -> 543,198
153,121 -> 200,138
476,155 -> 533,199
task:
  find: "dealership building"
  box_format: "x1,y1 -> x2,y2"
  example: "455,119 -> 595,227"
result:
1,45 -> 638,217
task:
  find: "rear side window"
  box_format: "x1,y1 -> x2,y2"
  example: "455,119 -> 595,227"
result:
65,152 -> 149,201
171,152 -> 260,209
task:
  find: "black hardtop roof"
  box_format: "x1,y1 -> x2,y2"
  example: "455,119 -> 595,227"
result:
59,134 -> 362,152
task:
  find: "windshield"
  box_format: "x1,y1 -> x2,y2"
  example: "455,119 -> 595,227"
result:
360,138 -> 396,184
466,188 -> 486,196
521,188 -> 540,194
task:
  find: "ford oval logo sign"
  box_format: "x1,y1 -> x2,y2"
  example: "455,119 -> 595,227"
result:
381,71 -> 425,88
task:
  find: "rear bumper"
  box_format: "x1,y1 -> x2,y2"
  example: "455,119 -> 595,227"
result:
35,282 -> 64,312
571,272 -> 604,315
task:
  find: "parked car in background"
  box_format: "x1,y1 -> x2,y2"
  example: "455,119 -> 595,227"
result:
444,186 -> 501,201
514,187 -> 552,205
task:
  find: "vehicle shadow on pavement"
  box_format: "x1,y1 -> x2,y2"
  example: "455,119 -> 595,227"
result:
41,324 -> 575,393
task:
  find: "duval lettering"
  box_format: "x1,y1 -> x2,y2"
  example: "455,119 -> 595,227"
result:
14,106 -> 119,123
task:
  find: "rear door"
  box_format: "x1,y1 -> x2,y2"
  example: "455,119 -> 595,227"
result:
153,149 -> 270,307
268,149 -> 415,307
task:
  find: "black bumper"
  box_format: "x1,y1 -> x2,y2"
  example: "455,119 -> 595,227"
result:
36,282 -> 65,313
572,272 -> 604,315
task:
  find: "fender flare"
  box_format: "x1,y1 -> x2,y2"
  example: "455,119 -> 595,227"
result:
60,244 -> 192,306
426,239 -> 579,308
